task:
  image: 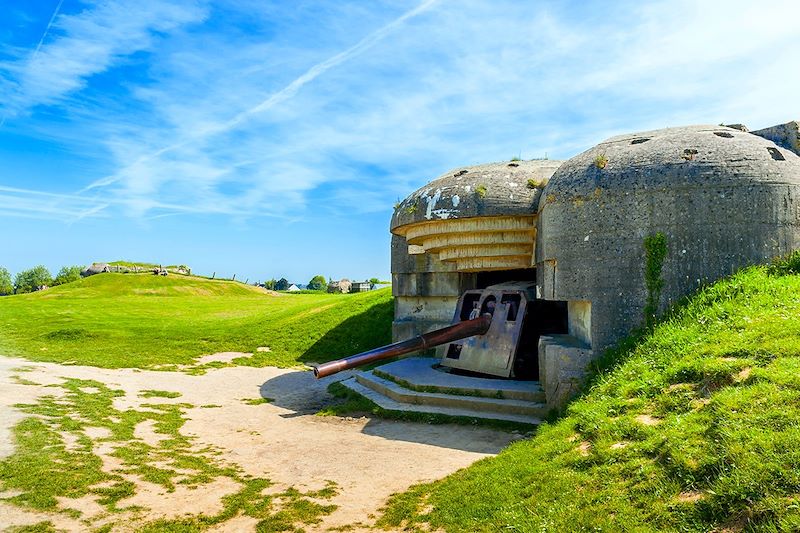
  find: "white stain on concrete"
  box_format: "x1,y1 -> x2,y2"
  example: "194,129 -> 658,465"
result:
424,189 -> 443,220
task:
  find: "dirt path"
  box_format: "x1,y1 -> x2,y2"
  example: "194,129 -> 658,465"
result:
0,356 -> 520,532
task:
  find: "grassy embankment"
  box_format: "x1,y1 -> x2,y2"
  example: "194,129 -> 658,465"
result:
380,255 -> 800,532
0,273 -> 392,369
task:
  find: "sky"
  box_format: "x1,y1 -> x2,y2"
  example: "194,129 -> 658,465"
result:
0,0 -> 798,284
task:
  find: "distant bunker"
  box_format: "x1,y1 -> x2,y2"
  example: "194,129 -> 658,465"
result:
389,121 -> 800,407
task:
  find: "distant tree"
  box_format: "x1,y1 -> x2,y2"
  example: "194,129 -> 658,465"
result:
275,278 -> 290,291
307,275 -> 326,291
0,267 -> 12,295
53,265 -> 83,286
263,279 -> 276,290
369,277 -> 380,285
14,265 -> 53,293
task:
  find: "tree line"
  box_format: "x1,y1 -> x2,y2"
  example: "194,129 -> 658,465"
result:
0,265 -> 83,295
0,265 -> 388,296
258,275 -> 384,291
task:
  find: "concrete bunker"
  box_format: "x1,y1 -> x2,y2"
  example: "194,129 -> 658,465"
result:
389,160 -> 562,341
320,120 -> 800,422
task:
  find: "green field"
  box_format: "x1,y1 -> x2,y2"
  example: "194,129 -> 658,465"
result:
380,257 -> 800,532
0,273 -> 392,369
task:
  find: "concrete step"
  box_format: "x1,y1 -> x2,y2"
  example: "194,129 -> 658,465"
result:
341,377 -> 541,425
373,357 -> 545,402
355,371 -> 549,418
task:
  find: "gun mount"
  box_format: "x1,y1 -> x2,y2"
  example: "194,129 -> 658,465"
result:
314,282 -> 569,380
313,313 -> 492,379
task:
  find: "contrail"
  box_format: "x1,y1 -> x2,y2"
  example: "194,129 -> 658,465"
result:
0,0 -> 64,128
33,0 -> 65,61
223,0 -> 438,130
82,0 -> 439,192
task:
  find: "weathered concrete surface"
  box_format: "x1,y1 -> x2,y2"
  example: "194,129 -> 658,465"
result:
537,125 -> 800,353
391,161 -> 561,273
391,160 -> 562,230
391,161 -> 561,340
538,335 -> 593,408
342,375 -> 542,424
753,120 -> 800,156
391,234 -> 475,341
372,357 -> 545,402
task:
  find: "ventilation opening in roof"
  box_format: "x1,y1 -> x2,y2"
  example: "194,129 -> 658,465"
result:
714,132 -> 734,138
630,138 -> 650,144
767,147 -> 786,161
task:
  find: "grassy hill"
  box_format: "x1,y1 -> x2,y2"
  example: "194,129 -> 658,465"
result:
0,273 -> 392,369
379,255 -> 800,532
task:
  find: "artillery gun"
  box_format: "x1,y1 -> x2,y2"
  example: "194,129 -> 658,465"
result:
313,282 -> 567,380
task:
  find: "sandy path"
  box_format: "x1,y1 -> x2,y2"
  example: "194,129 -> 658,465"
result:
0,356 -> 520,531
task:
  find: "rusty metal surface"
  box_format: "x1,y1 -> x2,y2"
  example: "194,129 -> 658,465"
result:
313,314 -> 492,379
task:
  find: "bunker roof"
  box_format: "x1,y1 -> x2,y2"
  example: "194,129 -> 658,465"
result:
541,125 -> 800,203
391,159 -> 562,233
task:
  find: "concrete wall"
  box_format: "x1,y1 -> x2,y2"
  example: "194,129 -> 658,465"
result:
537,125 -> 800,354
391,234 -> 477,342
753,121 -> 800,156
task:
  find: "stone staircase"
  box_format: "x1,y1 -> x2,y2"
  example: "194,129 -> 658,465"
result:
339,357 -> 547,425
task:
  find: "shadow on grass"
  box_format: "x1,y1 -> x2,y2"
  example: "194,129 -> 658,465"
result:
297,298 -> 393,365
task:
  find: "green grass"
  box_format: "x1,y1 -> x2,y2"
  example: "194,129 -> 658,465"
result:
241,397 -> 273,405
379,260 -> 800,532
0,273 -> 392,369
5,523 -> 57,533
140,389 -> 182,399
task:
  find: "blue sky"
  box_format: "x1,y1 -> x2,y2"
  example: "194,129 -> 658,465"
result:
1,0 -> 798,284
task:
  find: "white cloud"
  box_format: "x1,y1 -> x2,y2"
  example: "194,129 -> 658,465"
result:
2,0 -> 798,224
0,0 -> 207,118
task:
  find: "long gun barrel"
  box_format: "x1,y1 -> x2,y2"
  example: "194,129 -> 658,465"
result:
313,314 -> 492,379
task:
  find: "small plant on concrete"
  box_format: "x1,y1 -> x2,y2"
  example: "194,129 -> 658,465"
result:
526,178 -> 543,189
403,199 -> 418,214
643,232 -> 668,327
594,154 -> 609,169
475,184 -> 488,199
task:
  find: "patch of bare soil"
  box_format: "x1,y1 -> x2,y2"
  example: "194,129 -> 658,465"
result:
0,356 -> 518,531
194,351 -> 253,365
635,414 -> 661,426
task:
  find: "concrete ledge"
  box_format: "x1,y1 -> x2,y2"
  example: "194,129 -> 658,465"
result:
538,334 -> 593,409
373,357 -> 545,402
340,377 -> 541,425
355,371 -> 548,418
